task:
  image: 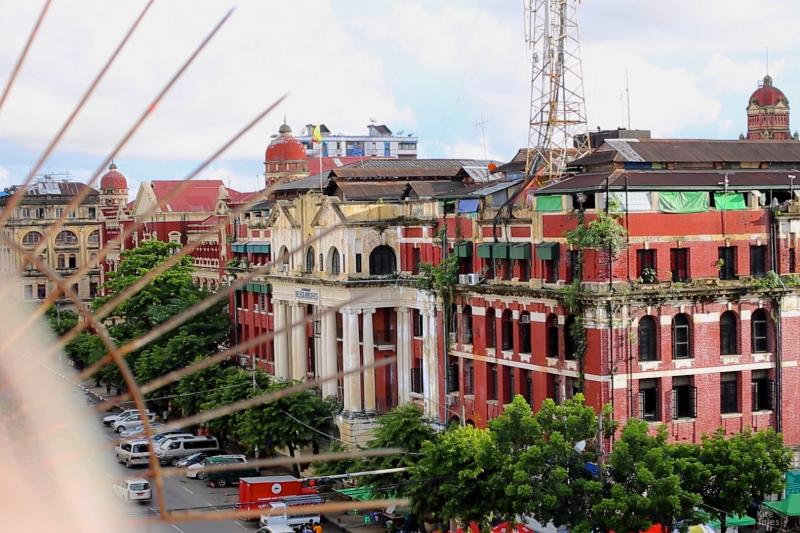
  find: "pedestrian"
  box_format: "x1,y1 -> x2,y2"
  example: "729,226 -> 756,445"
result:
105,382 -> 111,396
313,521 -> 323,533
302,521 -> 313,533
115,385 -> 122,396
162,409 -> 169,423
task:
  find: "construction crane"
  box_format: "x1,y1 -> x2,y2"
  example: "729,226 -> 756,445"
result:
523,0 -> 590,185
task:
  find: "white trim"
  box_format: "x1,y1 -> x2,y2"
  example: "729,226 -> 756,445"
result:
692,312 -> 720,323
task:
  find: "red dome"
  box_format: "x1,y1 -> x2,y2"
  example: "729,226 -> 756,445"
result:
749,75 -> 788,107
265,124 -> 307,162
100,163 -> 127,190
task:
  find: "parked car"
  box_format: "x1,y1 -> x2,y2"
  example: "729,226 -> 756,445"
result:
113,478 -> 151,503
175,451 -> 226,468
156,436 -> 219,466
103,408 -> 150,426
152,431 -> 194,445
113,412 -> 157,433
187,455 -> 247,479
115,439 -> 152,468
206,462 -> 259,488
119,423 -> 163,439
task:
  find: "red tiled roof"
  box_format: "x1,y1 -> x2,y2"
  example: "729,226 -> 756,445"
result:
150,180 -> 238,212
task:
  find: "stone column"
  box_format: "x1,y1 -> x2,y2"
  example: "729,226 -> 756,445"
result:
291,303 -> 308,381
342,308 -> 362,413
422,306 -> 440,421
362,308 -> 376,413
273,301 -> 289,380
321,307 -> 338,398
396,307 -> 411,404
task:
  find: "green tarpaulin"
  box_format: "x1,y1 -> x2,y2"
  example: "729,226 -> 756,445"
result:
713,192 -> 747,211
536,195 -> 564,212
658,191 -> 709,213
764,493 -> 800,517
455,241 -> 473,258
477,243 -> 492,258
708,515 -> 756,527
510,243 -> 532,260
335,486 -> 376,501
493,243 -> 510,259
535,242 -> 559,261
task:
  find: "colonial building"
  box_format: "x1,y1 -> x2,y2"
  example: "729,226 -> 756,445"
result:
295,123 -> 418,159
0,176 -> 103,303
746,75 -> 793,140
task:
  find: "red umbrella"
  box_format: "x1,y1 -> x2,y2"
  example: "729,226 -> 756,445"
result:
491,522 -> 536,533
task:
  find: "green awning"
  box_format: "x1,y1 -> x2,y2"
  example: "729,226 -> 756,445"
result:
244,283 -> 270,294
477,243 -> 493,258
510,243 -> 531,260
658,191 -> 709,213
708,515 -> 756,527
536,195 -> 564,212
535,242 -> 560,261
455,241 -> 473,258
714,192 -> 747,211
493,243 -> 510,259
247,243 -> 270,254
232,242 -> 247,253
335,486 -> 376,501
763,493 -> 800,517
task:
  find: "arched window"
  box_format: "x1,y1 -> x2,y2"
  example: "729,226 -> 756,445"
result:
87,230 -> 100,246
22,231 -> 43,246
565,315 -> 577,360
720,311 -> 737,355
501,309 -> 513,351
752,309 -> 769,353
672,314 -> 691,359
519,312 -> 531,354
546,314 -> 559,358
329,247 -> 341,275
305,247 -> 315,272
55,230 -> 78,247
369,245 -> 397,276
168,231 -> 181,244
57,254 -> 65,269
278,246 -> 290,270
486,308 -> 496,348
638,316 -> 657,361
462,305 -> 473,345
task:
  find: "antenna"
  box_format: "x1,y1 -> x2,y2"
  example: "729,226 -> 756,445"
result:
766,46 -> 769,76
625,70 -> 631,130
475,112 -> 489,160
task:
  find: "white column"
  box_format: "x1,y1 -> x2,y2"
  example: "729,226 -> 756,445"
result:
362,308 -> 376,413
396,307 -> 411,404
321,307 -> 338,398
291,303 -> 308,381
422,307 -> 440,421
273,301 -> 289,380
342,308 -> 362,413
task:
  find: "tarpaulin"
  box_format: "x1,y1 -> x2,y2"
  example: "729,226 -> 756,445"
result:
536,195 -> 563,212
658,191 -> 709,213
602,191 -> 652,212
457,198 -> 480,213
713,192 -> 747,211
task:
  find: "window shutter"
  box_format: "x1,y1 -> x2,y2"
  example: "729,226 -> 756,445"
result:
690,386 -> 698,418
671,389 -> 678,420
769,379 -> 776,411
638,390 -> 645,420
752,381 -> 759,411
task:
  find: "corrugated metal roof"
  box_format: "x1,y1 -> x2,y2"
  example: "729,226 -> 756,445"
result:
346,158 -> 495,169
336,182 -> 409,201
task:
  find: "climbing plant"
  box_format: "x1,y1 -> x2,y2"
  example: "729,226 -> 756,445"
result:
565,209 -> 627,257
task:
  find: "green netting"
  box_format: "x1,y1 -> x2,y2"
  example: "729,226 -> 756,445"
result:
536,195 -> 563,212
658,191 -> 709,213
335,486 -> 376,501
713,192 -> 747,211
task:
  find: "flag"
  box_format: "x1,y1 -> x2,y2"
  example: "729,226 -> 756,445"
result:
312,124 -> 323,144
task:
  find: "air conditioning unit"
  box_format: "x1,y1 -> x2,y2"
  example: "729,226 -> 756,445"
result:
458,274 -> 469,285
467,273 -> 480,285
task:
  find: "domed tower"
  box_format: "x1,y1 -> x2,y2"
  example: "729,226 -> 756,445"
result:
99,162 -> 129,209
747,75 -> 791,140
264,123 -> 308,186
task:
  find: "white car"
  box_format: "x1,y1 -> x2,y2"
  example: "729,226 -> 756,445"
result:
186,454 -> 246,479
119,423 -> 163,439
115,440 -> 151,468
103,408 -> 149,426
113,478 -> 151,503
113,413 -> 156,433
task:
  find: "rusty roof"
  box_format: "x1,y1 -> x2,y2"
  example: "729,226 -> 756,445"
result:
535,169 -> 800,194
335,181 -> 410,201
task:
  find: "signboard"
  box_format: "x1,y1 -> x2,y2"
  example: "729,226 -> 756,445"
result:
295,288 -> 319,302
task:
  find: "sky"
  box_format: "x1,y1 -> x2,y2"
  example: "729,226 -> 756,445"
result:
0,0 -> 798,194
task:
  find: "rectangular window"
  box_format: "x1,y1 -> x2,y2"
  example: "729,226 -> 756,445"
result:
548,374 -> 561,404
446,363 -> 459,394
671,377 -> 697,419
235,290 -> 243,309
517,259 -> 530,282
487,363 -> 498,401
637,249 -> 657,282
567,250 -> 581,283
752,371 -> 774,411
565,376 -> 581,399
89,282 -> 98,299
638,379 -> 660,421
791,248 -> 797,273
413,310 -> 423,337
543,258 -> 558,283
521,369 -> 532,405
750,245 -> 767,278
355,253 -> 362,273
21,208 -> 30,218
54,207 -> 64,219
718,246 -> 737,280
720,372 -> 739,414
411,248 -> 421,275
258,293 -> 267,312
24,285 -> 33,300
410,366 -> 423,394
463,359 -> 474,395
88,207 -> 96,219
502,366 -> 513,404
36,207 -> 45,219
670,248 -> 689,282
37,283 -> 46,299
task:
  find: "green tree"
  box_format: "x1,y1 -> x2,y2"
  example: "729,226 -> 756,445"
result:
674,428 -> 791,532
593,420 -> 702,533
173,357 -> 227,417
46,306 -> 79,337
200,366 -> 271,445
409,425 -> 502,530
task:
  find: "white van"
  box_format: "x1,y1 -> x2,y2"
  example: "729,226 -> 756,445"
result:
115,439 -> 152,468
156,436 -> 219,466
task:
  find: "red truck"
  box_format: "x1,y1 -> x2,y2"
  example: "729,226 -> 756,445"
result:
238,475 -> 319,512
